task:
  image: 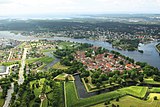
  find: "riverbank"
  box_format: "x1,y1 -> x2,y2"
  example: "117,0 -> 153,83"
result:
1,31 -> 160,69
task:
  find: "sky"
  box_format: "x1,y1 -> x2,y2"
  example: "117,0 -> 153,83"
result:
0,0 -> 160,18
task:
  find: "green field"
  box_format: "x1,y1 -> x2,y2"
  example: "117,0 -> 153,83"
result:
0,92 -> 4,107
149,87 -> 160,93
41,48 -> 56,52
0,61 -> 20,66
92,93 -> 160,107
58,42 -> 77,49
42,99 -> 48,107
54,73 -> 74,81
26,56 -> 54,64
118,86 -> 148,98
144,78 -> 160,85
65,81 -> 126,107
53,62 -> 69,70
65,82 -> 78,107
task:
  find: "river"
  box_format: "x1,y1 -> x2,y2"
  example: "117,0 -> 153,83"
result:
0,31 -> 160,69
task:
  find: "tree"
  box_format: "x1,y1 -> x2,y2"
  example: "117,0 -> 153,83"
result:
119,60 -> 124,65
117,77 -> 122,84
116,97 -> 119,101
32,102 -> 40,107
154,96 -> 158,100
35,97 -> 41,103
100,74 -> 108,81
65,76 -> 69,82
92,72 -> 100,79
104,100 -> 110,105
104,53 -> 108,57
138,75 -> 144,82
84,77 -> 89,83
96,82 -> 101,89
153,75 -> 160,82
109,77 -> 113,85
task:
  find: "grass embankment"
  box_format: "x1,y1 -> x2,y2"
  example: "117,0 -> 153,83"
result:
144,78 -> 160,85
92,93 -> 160,107
41,48 -> 56,53
82,77 -> 119,92
117,86 -> 148,98
65,81 -> 126,107
53,62 -> 69,70
54,73 -> 75,81
65,81 -> 148,107
0,61 -> 20,66
58,42 -> 78,49
149,87 -> 160,93
42,99 -> 48,107
26,56 -> 54,64
0,92 -> 5,107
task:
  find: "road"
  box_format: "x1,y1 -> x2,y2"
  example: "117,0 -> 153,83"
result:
7,50 -> 12,61
3,83 -> 14,107
18,48 -> 28,85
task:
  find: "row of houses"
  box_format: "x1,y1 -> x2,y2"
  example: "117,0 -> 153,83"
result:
75,48 -> 140,73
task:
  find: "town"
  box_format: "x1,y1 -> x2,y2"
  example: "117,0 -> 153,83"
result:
0,36 -> 159,107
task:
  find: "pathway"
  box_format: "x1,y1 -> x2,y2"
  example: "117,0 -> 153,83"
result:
18,48 -> 28,85
3,83 -> 14,107
7,50 -> 12,61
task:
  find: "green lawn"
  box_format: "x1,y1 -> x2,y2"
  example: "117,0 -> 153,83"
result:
149,87 -> 160,93
29,99 -> 35,107
0,61 -> 20,66
65,81 -> 126,107
26,56 -> 54,64
53,62 -> 69,70
39,57 -> 54,64
42,99 -> 48,107
65,82 -> 78,107
0,92 -> 4,107
41,48 -> 56,52
118,86 -> 148,98
92,93 -> 160,107
144,78 -> 160,85
54,73 -> 74,81
58,42 -> 76,49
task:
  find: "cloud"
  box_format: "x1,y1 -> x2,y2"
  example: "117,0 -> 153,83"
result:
0,0 -> 13,4
0,0 -> 160,17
